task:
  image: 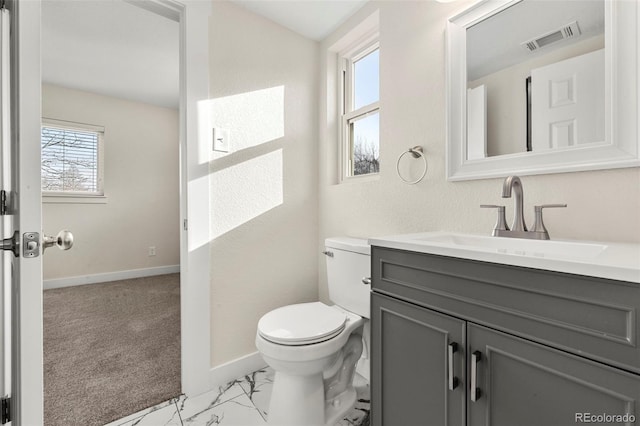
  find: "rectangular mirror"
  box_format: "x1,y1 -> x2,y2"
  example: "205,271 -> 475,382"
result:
446,0 -> 639,181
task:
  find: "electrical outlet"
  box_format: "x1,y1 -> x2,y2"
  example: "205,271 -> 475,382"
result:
148,246 -> 156,256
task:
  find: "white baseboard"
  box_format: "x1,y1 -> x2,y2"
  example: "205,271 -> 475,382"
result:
209,351 -> 267,391
43,265 -> 180,290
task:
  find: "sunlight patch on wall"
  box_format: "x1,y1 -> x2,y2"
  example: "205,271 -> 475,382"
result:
211,149 -> 283,239
199,86 -> 285,163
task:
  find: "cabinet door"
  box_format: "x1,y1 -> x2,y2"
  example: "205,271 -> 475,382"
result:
371,293 -> 466,426
467,323 -> 640,426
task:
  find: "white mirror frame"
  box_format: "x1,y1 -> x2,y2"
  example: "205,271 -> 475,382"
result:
446,0 -> 639,181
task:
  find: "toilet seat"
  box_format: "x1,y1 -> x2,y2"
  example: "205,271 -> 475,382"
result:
258,302 -> 347,346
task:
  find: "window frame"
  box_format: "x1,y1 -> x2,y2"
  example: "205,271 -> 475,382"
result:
339,35 -> 380,182
41,118 -> 106,202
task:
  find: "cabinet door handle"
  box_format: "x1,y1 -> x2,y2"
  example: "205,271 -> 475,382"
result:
471,351 -> 482,402
448,342 -> 458,390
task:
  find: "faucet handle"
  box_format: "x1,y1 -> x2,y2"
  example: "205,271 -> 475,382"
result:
535,204 -> 567,210
480,205 -> 510,235
532,204 -> 567,239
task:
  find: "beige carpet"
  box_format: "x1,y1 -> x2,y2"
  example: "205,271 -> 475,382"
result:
44,274 -> 181,426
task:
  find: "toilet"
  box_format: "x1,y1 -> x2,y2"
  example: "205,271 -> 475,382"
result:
255,237 -> 370,426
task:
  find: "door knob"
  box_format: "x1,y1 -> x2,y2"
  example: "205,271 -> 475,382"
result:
43,230 -> 73,252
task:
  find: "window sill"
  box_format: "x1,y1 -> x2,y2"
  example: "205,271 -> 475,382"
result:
340,173 -> 380,185
42,194 -> 108,204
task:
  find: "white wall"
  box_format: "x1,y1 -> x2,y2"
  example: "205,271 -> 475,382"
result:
42,84 -> 180,280
318,1 -> 640,302
208,1 -> 319,367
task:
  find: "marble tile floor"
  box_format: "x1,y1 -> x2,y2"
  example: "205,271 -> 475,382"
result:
104,367 -> 370,426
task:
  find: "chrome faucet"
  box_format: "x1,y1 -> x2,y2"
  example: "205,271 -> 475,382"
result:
481,176 -> 567,240
502,176 -> 527,232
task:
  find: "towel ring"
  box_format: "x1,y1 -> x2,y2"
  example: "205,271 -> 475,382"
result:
396,146 -> 427,184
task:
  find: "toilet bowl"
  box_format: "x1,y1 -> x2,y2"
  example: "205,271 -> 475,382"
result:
255,237 -> 370,426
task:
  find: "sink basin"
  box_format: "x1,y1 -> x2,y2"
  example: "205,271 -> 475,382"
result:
413,232 -> 608,260
368,232 -> 640,283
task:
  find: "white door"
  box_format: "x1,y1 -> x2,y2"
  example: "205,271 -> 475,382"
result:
0,7 -> 12,424
531,49 -> 605,151
4,1 -> 44,424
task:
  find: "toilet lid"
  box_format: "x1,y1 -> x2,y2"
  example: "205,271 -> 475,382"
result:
258,302 -> 347,345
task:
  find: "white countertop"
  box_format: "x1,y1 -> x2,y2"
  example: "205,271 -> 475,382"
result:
368,232 -> 640,283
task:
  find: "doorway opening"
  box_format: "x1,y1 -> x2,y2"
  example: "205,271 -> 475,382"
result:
40,1 -> 181,424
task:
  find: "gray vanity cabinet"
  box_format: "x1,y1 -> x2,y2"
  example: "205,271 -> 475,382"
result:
371,292 -> 466,426
370,246 -> 640,426
467,323 -> 640,426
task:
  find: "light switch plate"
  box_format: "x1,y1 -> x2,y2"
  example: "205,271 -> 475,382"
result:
212,128 -> 230,153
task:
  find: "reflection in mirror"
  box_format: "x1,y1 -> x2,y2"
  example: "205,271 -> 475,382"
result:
446,0 -> 638,181
465,0 -> 604,159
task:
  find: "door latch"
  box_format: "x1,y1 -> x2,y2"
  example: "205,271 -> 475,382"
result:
23,232 -> 40,258
1,232 -> 41,257
0,232 -> 43,258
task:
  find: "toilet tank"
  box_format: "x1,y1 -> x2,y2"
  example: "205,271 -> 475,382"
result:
325,237 -> 370,319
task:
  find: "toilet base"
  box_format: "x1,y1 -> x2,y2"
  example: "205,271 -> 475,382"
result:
268,371 -> 325,425
267,371 -> 357,426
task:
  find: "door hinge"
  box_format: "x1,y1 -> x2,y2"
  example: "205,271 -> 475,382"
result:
0,190 -> 7,216
183,219 -> 188,231
1,396 -> 10,424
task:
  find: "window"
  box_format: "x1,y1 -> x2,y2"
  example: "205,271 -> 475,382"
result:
341,39 -> 380,179
41,119 -> 104,196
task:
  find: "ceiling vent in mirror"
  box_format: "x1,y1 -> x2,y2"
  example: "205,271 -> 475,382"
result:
521,21 -> 581,52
